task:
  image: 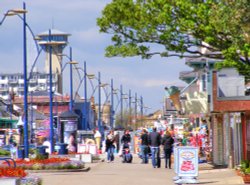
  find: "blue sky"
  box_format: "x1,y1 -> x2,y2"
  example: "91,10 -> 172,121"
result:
0,0 -> 191,113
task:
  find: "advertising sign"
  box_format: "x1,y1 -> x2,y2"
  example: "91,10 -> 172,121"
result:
176,147 -> 198,177
174,147 -> 178,174
64,121 -> 77,132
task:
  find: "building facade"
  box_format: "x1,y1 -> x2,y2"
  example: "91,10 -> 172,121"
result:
0,72 -> 59,100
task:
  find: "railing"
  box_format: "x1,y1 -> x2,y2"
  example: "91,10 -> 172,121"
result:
0,157 -> 16,168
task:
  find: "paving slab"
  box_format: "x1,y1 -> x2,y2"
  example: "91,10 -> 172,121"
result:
31,155 -> 244,185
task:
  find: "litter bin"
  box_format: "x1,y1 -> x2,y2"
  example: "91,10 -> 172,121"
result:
55,143 -> 68,155
36,146 -> 48,155
17,145 -> 25,159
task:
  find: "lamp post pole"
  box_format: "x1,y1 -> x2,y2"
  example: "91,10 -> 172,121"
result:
22,2 -> 29,158
84,61 -> 88,130
30,91 -> 33,144
98,72 -> 102,132
120,85 -> 123,127
69,47 -> 73,111
140,96 -> 143,126
110,79 -> 114,129
49,29 -> 54,153
129,89 -> 132,127
134,93 -> 137,127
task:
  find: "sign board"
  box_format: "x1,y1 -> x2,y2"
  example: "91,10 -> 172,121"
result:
64,121 -> 77,132
78,144 -> 97,155
174,147 -> 178,174
175,146 -> 199,177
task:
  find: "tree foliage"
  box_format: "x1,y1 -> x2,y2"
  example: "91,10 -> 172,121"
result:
97,0 -> 250,76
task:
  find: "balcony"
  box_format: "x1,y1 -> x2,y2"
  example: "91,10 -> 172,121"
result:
29,79 -> 38,83
8,79 -> 18,84
0,87 -> 8,92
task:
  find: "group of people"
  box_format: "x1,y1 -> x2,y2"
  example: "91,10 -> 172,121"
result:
104,127 -> 175,169
105,129 -> 131,163
140,127 -> 174,169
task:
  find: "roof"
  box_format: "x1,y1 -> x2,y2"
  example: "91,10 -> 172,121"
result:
59,111 -> 79,119
37,29 -> 71,36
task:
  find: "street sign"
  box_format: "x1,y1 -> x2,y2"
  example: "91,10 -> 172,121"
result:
174,146 -> 199,184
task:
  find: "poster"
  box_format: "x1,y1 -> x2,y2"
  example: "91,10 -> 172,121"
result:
176,147 -> 198,177
133,136 -> 141,154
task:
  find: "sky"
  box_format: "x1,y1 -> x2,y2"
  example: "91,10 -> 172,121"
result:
0,0 -> 191,113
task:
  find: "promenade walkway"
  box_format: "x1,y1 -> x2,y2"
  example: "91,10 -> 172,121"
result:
33,155 -> 244,185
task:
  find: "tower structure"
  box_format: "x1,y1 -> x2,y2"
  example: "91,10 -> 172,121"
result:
37,29 -> 70,94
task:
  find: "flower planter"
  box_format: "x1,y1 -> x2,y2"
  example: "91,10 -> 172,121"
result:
235,169 -> 242,176
242,174 -> 250,184
80,154 -> 92,163
0,178 -> 20,185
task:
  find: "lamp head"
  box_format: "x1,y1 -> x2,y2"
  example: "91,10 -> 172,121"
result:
100,83 -> 109,87
10,9 -> 27,14
68,61 -> 78,65
5,12 -> 17,16
87,74 -> 95,79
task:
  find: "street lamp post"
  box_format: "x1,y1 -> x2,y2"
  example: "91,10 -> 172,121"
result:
134,93 -> 137,127
129,90 -> 132,127
98,72 -> 102,132
110,79 -> 114,129
57,48 -> 78,111
120,85 -> 123,127
73,63 -> 89,130
49,29 -> 54,153
140,96 -> 143,126
30,91 -> 34,144
22,2 -> 29,158
69,47 -> 74,111
84,61 -> 88,130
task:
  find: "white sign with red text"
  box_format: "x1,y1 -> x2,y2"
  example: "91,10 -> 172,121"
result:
176,146 -> 198,177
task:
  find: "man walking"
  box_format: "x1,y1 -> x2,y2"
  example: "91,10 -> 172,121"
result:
148,127 -> 161,168
140,128 -> 149,164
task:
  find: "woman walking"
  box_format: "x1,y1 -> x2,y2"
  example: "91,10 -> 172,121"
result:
162,131 -> 174,169
105,130 -> 115,162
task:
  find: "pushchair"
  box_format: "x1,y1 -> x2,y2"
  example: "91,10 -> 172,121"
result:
122,143 -> 133,163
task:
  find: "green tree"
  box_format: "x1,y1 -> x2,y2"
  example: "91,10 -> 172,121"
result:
97,0 -> 250,78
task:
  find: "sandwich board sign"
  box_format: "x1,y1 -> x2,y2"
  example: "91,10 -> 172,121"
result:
173,146 -> 199,184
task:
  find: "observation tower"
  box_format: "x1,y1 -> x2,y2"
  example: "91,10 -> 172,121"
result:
37,29 -> 70,94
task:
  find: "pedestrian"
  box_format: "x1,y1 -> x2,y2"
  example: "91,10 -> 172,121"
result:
148,127 -> 161,168
114,131 -> 120,153
121,129 -> 131,147
10,142 -> 17,159
93,128 -> 102,151
121,129 -> 131,162
161,131 -> 174,169
105,130 -> 115,163
140,128 -> 149,164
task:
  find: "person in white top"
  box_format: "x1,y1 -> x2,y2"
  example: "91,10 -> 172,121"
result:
42,138 -> 51,154
93,128 -> 101,150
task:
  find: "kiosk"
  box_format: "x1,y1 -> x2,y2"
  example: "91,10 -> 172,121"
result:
58,111 -> 79,154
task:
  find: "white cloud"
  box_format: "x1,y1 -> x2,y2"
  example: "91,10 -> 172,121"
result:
144,79 -> 170,87
3,0 -> 109,13
72,27 -> 106,44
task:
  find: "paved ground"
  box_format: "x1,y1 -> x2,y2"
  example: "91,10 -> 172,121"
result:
32,155 -> 244,185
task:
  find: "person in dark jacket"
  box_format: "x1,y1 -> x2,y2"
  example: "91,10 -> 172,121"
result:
105,130 -> 115,162
148,127 -> 161,168
121,129 -> 131,162
161,131 -> 174,168
121,129 -> 131,147
140,128 -> 149,164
